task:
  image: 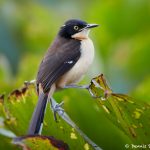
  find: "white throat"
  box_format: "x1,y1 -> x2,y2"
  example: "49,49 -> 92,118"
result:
81,29 -> 90,37
71,29 -> 90,40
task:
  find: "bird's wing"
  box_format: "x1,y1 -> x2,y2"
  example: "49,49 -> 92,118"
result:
36,37 -> 81,93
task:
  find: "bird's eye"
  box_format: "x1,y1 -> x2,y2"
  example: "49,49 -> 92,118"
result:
74,26 -> 79,30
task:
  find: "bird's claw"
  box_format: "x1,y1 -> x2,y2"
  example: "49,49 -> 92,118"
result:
50,101 -> 64,122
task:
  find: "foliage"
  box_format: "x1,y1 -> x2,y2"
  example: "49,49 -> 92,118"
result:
89,74 -> 150,145
0,0 -> 150,149
0,83 -> 94,150
0,74 -> 150,149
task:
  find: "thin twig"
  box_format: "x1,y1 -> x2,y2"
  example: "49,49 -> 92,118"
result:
51,97 -> 102,150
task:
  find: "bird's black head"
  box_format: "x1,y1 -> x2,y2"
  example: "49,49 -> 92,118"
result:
58,19 -> 98,39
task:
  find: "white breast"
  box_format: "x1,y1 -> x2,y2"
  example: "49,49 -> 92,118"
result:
57,38 -> 94,88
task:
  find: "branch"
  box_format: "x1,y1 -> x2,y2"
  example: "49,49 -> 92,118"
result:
51,97 -> 102,150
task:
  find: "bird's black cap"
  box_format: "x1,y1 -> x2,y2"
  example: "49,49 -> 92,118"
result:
59,19 -> 98,39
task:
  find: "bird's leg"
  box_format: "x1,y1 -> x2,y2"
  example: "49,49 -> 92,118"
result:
48,98 -> 64,122
64,84 -> 89,89
64,84 -> 101,99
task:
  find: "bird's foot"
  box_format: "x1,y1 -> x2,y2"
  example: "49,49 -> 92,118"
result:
50,100 -> 64,122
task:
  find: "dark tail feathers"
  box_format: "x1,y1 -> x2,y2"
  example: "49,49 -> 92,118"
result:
28,92 -> 48,135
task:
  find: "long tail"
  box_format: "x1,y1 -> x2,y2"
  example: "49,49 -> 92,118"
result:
28,92 -> 48,135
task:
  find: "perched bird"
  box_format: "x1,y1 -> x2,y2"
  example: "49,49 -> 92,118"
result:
28,19 -> 98,135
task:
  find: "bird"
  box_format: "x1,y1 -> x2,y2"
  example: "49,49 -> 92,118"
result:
28,19 -> 98,135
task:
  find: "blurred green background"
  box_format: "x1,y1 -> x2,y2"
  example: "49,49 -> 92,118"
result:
0,0 -> 150,149
0,0 -> 150,94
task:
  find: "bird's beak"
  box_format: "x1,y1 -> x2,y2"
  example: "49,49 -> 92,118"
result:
79,24 -> 99,31
86,24 -> 99,29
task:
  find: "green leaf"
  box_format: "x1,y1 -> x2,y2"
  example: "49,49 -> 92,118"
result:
88,74 -> 150,145
1,74 -> 150,150
0,82 -> 95,150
